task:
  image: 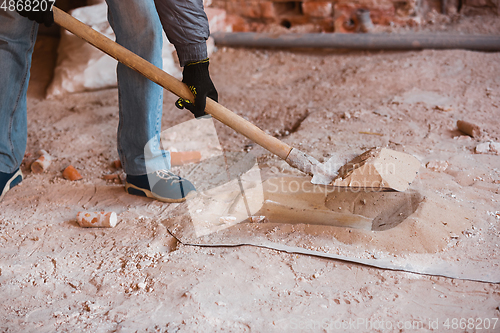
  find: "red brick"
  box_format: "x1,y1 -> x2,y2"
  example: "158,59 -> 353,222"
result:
335,0 -> 393,7
260,2 -> 276,19
225,1 -> 280,19
368,8 -> 396,25
334,3 -> 395,26
225,14 -> 250,32
226,1 -> 261,18
302,1 -> 333,18
206,7 -> 228,32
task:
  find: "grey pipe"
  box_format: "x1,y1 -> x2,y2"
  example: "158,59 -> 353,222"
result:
212,32 -> 500,52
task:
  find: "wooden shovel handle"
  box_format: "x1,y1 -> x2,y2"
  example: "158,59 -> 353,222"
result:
52,7 -> 292,160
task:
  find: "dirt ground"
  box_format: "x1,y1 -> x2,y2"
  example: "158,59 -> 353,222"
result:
1,17 -> 500,332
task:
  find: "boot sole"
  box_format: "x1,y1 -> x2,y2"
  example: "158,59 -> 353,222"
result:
125,182 -> 187,203
0,169 -> 23,203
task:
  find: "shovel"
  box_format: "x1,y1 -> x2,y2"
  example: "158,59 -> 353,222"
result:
51,7 -> 337,184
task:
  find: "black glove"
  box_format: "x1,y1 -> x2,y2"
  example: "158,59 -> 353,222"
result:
175,58 -> 218,118
16,0 -> 55,28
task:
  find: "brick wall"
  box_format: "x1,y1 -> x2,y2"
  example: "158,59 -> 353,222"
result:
212,0 -> 498,32
212,0 -> 419,32
461,0 -> 500,15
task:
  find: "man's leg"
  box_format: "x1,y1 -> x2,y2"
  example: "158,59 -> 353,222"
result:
105,0 -> 194,202
105,0 -> 169,176
0,9 -> 37,174
0,9 -> 37,201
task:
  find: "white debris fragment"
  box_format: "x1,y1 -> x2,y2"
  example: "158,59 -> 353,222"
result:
250,216 -> 267,223
490,142 -> 500,154
475,142 -> 500,155
426,160 -> 449,172
31,150 -> 53,174
454,135 -> 472,141
475,142 -> 491,154
487,211 -> 500,220
77,211 -> 117,228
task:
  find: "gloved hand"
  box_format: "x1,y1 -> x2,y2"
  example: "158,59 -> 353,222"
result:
16,0 -> 55,27
175,58 -> 218,118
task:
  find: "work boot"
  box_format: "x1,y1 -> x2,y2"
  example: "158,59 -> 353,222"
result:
125,170 -> 196,203
0,169 -> 23,202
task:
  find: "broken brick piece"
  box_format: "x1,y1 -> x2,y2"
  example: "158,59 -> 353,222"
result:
112,160 -> 122,169
62,165 -> 83,181
77,211 -> 117,228
103,174 -> 119,180
31,150 -> 53,174
331,147 -> 421,192
457,120 -> 481,138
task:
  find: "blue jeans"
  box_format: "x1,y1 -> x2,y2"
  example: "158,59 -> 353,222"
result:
0,0 -> 170,175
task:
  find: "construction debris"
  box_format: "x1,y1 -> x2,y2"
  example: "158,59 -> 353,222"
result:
31,150 -> 53,174
103,174 -> 119,180
77,211 -> 117,228
112,160 -> 122,169
426,160 -> 449,172
62,165 -> 83,181
475,141 -> 500,155
332,147 -> 421,192
457,120 -> 481,138
103,173 -> 122,184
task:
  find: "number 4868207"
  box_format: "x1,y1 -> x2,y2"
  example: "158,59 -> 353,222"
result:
443,318 -> 498,330
1,1 -> 56,12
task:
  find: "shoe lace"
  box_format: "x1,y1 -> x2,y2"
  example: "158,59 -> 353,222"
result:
155,170 -> 181,184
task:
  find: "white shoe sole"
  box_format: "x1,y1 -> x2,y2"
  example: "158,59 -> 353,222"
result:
0,169 -> 23,203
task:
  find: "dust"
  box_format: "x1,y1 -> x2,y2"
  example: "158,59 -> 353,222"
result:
0,24 -> 499,331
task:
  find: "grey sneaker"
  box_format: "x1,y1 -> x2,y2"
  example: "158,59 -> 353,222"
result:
0,169 -> 23,202
125,170 -> 196,203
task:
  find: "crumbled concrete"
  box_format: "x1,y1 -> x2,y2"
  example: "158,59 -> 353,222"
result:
426,160 -> 449,172
332,148 -> 421,191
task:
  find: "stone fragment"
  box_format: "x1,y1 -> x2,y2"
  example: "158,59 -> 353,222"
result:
454,135 -> 472,141
475,142 -> 491,154
475,142 -> 500,155
331,147 -> 421,192
426,160 -> 449,172
490,142 -> 500,155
